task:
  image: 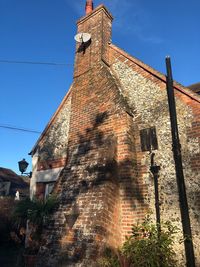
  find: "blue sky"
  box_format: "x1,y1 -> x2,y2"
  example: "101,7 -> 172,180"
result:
0,0 -> 199,174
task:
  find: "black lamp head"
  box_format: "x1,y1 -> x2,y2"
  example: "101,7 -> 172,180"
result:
18,158 -> 29,174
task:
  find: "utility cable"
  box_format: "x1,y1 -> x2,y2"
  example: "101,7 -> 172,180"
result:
0,124 -> 41,134
0,59 -> 73,66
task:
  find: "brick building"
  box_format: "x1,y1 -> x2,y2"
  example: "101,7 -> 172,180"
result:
30,1 -> 200,266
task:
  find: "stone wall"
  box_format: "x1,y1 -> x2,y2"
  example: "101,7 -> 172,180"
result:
37,94 -> 71,170
30,93 -> 71,197
109,45 -> 200,265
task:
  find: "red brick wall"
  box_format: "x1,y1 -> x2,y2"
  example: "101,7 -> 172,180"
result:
74,5 -> 112,77
36,5 -> 200,266
37,7 -> 148,266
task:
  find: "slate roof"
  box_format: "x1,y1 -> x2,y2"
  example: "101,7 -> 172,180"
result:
188,82 -> 200,94
0,167 -> 29,188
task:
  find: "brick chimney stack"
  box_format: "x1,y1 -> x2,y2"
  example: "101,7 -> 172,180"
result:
85,0 -> 93,15
74,4 -> 113,77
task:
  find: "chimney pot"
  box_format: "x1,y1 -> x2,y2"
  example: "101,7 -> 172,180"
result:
85,0 -> 93,15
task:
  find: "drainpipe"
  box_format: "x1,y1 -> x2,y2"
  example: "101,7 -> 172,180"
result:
165,56 -> 195,267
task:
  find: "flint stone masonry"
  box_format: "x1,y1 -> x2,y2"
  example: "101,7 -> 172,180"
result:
37,95 -> 71,168
32,4 -> 200,267
111,57 -> 200,265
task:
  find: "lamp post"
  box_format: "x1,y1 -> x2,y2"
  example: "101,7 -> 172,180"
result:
139,127 -> 161,231
150,153 -> 161,234
18,159 -> 32,178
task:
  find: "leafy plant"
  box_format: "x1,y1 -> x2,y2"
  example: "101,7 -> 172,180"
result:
12,195 -> 58,254
121,217 -> 179,267
13,195 -> 58,227
98,218 -> 179,267
0,197 -> 17,245
97,247 -> 120,267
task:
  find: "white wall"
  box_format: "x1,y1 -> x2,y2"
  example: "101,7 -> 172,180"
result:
30,152 -> 63,199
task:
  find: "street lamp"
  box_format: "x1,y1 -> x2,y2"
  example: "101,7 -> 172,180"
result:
18,158 -> 32,178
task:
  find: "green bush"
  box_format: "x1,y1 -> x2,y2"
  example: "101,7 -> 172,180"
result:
97,247 -> 120,267
13,195 -> 58,228
121,217 -> 179,267
98,217 -> 179,267
0,197 -> 16,245
12,195 -> 58,254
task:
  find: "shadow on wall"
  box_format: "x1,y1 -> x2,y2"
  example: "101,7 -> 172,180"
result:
36,111 -> 146,266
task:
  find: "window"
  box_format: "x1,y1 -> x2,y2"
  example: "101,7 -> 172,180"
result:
44,182 -> 55,199
140,127 -> 158,152
36,181 -> 55,200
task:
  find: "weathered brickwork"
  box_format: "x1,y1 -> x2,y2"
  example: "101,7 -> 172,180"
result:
34,6 -> 148,266
36,61 -> 148,266
74,5 -> 112,77
32,3 -> 200,267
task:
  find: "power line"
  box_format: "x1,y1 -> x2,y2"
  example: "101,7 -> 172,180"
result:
0,124 -> 41,134
0,59 -> 73,66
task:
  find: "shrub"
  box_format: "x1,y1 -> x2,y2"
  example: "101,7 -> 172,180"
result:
0,197 -> 16,245
98,217 -> 179,267
97,247 -> 120,267
12,195 -> 58,254
121,217 -> 179,267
